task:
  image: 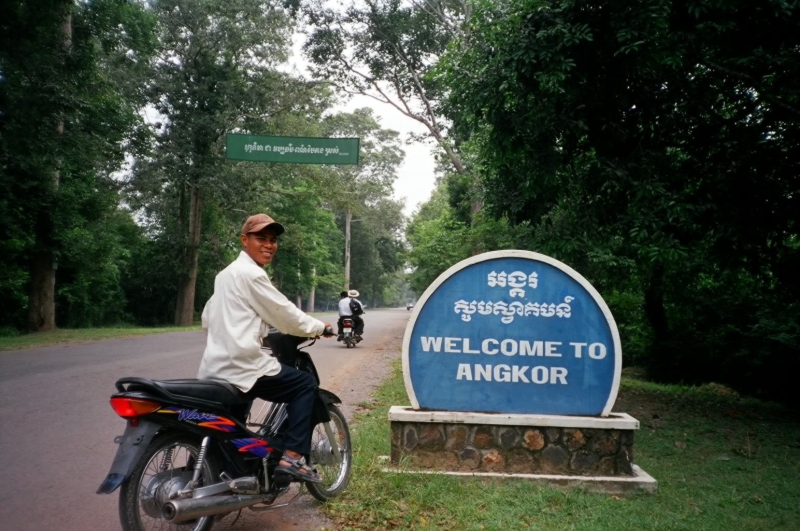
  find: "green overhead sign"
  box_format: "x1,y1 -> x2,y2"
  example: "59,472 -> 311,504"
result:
226,134 -> 360,165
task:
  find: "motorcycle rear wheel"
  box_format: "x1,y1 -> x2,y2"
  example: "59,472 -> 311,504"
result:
119,432 -> 219,531
306,405 -> 352,501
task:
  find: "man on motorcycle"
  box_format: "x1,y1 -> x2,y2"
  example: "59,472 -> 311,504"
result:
337,289 -> 365,339
198,213 -> 333,483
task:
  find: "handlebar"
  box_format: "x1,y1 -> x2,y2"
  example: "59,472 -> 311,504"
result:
262,327 -> 334,357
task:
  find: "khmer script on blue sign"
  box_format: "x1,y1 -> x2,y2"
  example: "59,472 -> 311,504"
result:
403,251 -> 621,416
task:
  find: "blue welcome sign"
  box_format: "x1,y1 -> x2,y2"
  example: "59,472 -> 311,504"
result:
402,251 -> 622,416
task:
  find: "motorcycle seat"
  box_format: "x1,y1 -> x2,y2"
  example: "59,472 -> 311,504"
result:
152,379 -> 251,407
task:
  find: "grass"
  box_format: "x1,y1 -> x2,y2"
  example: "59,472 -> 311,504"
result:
0,324 -> 201,351
322,362 -> 800,531
0,309 -> 340,351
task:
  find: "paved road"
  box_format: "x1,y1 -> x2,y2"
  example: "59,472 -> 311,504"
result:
0,308 -> 409,531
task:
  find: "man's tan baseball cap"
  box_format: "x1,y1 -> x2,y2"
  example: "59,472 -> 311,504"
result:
241,213 -> 285,236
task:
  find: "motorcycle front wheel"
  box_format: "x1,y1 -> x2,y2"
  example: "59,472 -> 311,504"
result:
306,404 -> 352,501
119,432 -> 219,531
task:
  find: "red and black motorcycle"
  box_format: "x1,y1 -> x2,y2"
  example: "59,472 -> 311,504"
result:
97,329 -> 351,531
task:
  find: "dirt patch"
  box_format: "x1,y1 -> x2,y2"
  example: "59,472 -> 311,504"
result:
325,328 -> 407,421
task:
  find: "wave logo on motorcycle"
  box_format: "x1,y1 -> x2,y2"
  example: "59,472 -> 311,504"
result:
157,407 -> 239,432
97,332 -> 352,531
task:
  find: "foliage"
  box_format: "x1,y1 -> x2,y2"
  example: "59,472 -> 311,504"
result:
323,108 -> 405,213
128,0 -> 309,324
430,0 -> 800,402
406,185 -> 471,293
303,0 -> 470,174
2,0 -> 410,333
406,176 -> 532,295
56,207 -> 141,327
266,185 -> 344,304
0,0 -> 156,330
348,197 -> 408,307
316,108 -> 407,306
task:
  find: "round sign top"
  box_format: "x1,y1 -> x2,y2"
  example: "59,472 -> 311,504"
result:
402,250 -> 622,417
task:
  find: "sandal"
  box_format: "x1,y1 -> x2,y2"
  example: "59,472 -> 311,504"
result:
275,454 -> 322,484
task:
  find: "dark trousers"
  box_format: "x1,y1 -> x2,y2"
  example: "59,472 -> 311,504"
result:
338,315 -> 364,335
245,365 -> 317,456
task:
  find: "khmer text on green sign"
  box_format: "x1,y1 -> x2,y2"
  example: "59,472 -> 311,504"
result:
226,134 -> 359,165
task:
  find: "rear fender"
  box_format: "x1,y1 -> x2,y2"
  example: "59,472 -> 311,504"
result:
96,419 -> 160,494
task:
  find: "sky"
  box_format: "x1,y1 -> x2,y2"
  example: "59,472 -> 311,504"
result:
338,95 -> 438,217
286,33 -> 438,217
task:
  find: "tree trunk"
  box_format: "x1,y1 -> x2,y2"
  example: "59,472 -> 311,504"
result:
26,250 -> 56,332
469,169 -> 484,255
643,264 -> 671,376
174,186 -> 203,326
306,267 -> 316,313
344,209 -> 352,290
26,9 -> 71,332
173,184 -> 187,322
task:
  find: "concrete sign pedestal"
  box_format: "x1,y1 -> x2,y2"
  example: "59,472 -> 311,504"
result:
392,251 -> 656,493
386,407 -> 656,494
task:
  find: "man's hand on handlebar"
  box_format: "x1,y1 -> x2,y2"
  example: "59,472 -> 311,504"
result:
320,323 -> 335,338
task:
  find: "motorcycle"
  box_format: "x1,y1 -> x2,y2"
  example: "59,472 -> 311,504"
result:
338,317 -> 360,348
96,328 -> 352,531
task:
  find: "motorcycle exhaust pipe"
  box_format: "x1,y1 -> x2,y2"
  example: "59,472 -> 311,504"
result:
161,493 -> 275,523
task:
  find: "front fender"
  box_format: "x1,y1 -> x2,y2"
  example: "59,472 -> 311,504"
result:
96,419 -> 160,494
318,388 -> 342,405
312,388 -> 343,425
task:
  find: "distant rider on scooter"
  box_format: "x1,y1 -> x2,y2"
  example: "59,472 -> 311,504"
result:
337,290 -> 364,341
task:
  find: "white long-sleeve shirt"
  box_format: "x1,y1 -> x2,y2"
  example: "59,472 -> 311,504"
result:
198,251 -> 325,392
338,297 -> 363,317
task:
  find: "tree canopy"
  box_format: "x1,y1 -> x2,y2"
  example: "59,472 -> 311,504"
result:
420,0 -> 800,401
0,0 -> 408,335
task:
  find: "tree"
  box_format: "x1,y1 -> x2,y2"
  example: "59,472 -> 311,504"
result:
321,108 -> 404,289
131,0 -> 307,325
406,185 -> 470,294
0,0 -> 155,331
441,0 -> 800,400
348,197 -> 407,307
304,0 -> 471,178
406,177 -> 526,295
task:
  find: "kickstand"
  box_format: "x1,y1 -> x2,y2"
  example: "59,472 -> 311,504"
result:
225,509 -> 242,526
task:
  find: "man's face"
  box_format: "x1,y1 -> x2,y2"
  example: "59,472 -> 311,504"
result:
241,228 -> 279,266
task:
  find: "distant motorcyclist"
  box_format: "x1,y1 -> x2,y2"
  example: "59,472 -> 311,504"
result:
337,289 -> 365,340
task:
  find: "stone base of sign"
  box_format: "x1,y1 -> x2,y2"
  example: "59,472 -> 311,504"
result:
388,407 -> 654,490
